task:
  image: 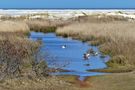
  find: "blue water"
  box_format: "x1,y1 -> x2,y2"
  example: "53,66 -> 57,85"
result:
30,32 -> 110,80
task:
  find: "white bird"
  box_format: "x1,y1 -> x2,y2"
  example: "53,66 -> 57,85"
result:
61,45 -> 66,49
86,53 -> 90,57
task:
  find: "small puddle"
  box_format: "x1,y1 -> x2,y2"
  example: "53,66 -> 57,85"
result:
29,32 -> 110,81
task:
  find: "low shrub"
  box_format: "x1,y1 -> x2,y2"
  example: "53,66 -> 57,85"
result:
107,55 -> 128,67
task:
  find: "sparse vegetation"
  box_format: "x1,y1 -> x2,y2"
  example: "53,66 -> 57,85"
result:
0,20 -> 71,90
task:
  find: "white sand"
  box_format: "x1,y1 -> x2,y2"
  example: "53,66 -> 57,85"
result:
0,9 -> 135,20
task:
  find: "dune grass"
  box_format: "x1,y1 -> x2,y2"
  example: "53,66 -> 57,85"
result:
56,21 -> 135,71
0,21 -> 30,34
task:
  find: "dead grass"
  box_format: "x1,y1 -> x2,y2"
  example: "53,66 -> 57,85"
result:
75,14 -> 129,23
26,20 -> 56,33
0,21 -> 30,33
87,72 -> 135,90
0,76 -> 74,90
56,21 -> 135,69
0,20 -> 74,90
25,19 -> 71,33
58,72 -> 135,90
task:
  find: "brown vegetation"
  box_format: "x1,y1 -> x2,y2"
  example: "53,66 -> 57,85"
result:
58,72 -> 135,90
56,20 -> 135,70
0,15 -> 135,90
26,20 -> 57,32
0,20 -> 74,90
0,21 -> 30,33
0,76 -> 73,90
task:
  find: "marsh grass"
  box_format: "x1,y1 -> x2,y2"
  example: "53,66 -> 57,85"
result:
0,20 -> 50,80
87,72 -> 135,90
74,14 -> 129,23
56,21 -> 135,70
0,21 -> 30,33
0,20 -> 74,90
26,19 -> 70,33
0,76 -> 73,90
58,73 -> 135,90
0,33 -> 41,79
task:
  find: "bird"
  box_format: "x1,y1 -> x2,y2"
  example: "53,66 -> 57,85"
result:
61,45 -> 66,49
93,52 -> 98,56
87,48 -> 99,56
87,48 -> 95,54
83,53 -> 90,60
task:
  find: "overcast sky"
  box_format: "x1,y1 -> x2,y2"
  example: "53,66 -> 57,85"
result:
0,0 -> 135,8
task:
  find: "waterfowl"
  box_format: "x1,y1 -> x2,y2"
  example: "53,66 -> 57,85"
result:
93,52 -> 98,56
87,48 -> 95,54
87,48 -> 98,56
83,53 -> 90,60
61,45 -> 66,49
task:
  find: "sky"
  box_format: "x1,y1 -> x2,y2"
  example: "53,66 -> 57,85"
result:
0,0 -> 135,9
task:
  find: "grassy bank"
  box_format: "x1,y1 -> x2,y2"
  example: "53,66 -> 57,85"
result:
0,76 -> 74,90
25,19 -> 72,33
0,20 -> 73,90
0,20 -> 41,79
58,72 -> 135,90
56,17 -> 135,72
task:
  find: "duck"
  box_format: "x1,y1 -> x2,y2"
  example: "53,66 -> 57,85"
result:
87,48 -> 98,56
61,45 -> 66,49
93,52 -> 98,56
87,48 -> 94,54
83,53 -> 90,60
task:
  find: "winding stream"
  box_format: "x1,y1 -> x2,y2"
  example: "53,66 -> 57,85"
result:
30,32 -> 110,80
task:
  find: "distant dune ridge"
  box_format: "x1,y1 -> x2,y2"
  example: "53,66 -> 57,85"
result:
0,9 -> 135,20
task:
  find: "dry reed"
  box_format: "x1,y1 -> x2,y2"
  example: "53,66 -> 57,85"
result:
0,21 -> 30,33
56,21 -> 135,69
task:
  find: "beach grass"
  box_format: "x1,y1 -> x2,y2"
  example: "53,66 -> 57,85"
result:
0,21 -> 30,33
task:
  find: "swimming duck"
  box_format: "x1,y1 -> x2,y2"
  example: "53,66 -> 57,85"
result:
87,48 -> 95,54
83,53 -> 90,60
93,52 -> 98,56
61,45 -> 66,49
87,48 -> 98,56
